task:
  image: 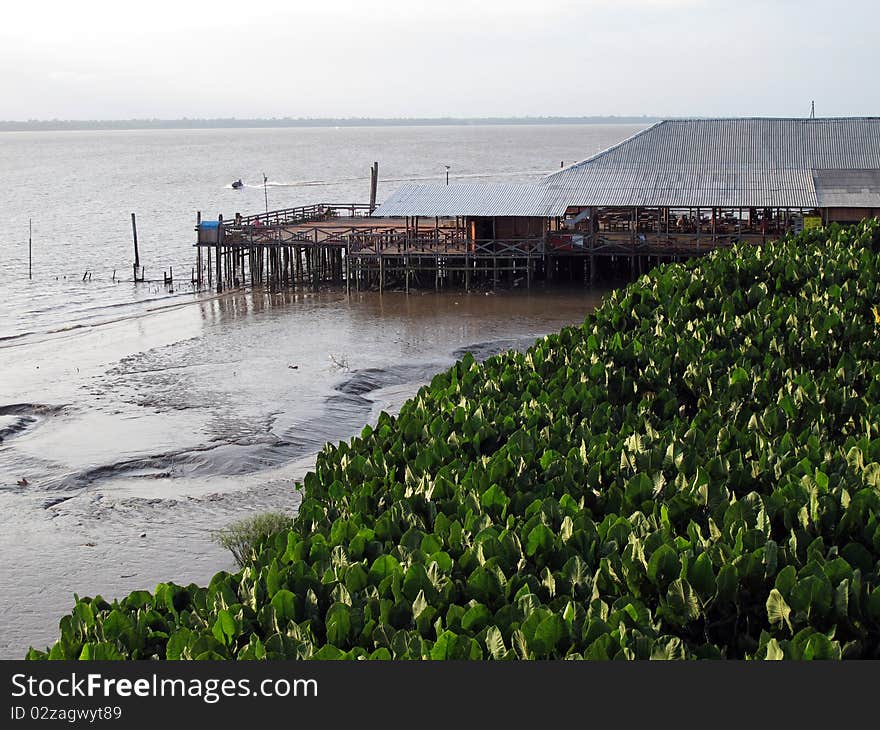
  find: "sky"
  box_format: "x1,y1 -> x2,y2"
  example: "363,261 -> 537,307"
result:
0,0 -> 878,120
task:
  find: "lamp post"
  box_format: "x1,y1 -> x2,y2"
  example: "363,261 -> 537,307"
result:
445,165 -> 450,185
262,172 -> 269,216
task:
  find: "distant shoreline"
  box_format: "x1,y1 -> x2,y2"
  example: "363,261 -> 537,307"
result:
0,116 -> 659,132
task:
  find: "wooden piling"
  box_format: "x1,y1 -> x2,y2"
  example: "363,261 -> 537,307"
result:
131,213 -> 140,281
196,212 -> 202,286
369,162 -> 378,214
216,213 -> 223,293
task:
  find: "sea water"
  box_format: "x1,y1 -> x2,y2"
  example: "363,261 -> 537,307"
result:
0,123 -> 643,657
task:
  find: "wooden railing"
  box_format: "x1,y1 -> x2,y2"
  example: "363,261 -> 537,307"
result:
547,231 -> 772,255
220,203 -> 376,232
348,236 -> 544,257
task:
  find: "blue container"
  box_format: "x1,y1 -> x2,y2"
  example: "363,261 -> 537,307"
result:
198,220 -> 222,244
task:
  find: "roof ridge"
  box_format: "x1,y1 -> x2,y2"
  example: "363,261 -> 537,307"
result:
664,116 -> 880,122
545,121 -> 666,179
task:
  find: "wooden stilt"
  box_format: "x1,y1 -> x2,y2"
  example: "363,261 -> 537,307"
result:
216,215 -> 223,293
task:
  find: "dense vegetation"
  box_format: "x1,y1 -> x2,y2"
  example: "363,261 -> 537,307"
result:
29,220 -> 880,660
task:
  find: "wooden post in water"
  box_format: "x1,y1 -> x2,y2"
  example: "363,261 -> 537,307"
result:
131,213 -> 140,281
28,218 -> 32,280
196,211 -> 202,287
216,214 -> 223,293
369,162 -> 378,214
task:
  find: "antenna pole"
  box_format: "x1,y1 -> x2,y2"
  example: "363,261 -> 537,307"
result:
263,172 -> 269,215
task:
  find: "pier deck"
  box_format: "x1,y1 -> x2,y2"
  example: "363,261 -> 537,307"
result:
192,202 -> 781,294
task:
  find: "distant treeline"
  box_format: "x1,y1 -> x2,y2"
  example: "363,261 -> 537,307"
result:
0,116 -> 660,132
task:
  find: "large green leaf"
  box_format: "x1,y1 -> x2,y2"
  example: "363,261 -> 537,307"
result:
766,589 -> 793,632
647,544 -> 681,588
325,603 -> 353,647
430,631 -> 483,660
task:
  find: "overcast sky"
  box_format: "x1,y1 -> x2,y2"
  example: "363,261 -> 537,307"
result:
1,0 -> 877,120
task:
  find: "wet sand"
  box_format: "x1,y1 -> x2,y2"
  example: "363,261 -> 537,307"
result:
0,285 -> 607,658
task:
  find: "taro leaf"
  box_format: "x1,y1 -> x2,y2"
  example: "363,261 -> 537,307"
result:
212,609 -> 239,646
687,552 -> 716,601
402,563 -> 432,602
511,629 -> 531,660
102,609 -> 135,646
412,589 -> 430,621
841,543 -> 874,573
774,565 -> 798,599
541,567 -> 556,598
525,524 -> 555,557
239,635 -> 267,660
461,603 -> 492,633
618,601 -> 651,630
793,630 -> 841,661
789,575 -> 832,622
662,579 -> 701,626
265,561 -> 282,599
49,642 -> 71,660
344,564 -> 369,594
270,589 -> 297,624
369,555 -> 401,584
325,603 -> 352,647
78,642 -> 125,661
193,650 -> 227,660
584,634 -> 615,660
766,589 -> 793,632
429,551 -> 454,573
412,591 -> 436,637
540,449 -> 563,471
650,636 -> 688,660
467,566 -> 503,605
311,645 -> 346,660
430,631 -> 483,660
485,626 -> 507,660
764,638 -> 785,660
834,579 -> 850,622
420,534 -> 443,555
647,544 -> 681,588
391,631 -> 426,659
481,484 -> 510,515
532,613 -> 567,656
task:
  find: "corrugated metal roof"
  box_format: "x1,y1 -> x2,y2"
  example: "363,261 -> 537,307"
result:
544,118 -> 880,208
372,118 -> 880,216
371,183 -> 570,217
814,169 -> 880,207
544,167 -> 818,208
549,118 -> 880,174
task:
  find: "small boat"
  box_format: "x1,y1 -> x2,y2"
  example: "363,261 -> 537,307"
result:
231,179 -> 243,189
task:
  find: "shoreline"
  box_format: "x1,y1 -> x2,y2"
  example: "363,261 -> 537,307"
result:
1,287 -> 605,659
1,379 -> 418,659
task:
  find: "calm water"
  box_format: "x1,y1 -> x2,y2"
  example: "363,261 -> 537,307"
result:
0,124 -> 644,339
0,124 -> 642,657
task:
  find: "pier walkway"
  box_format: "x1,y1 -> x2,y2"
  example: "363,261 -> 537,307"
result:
193,202 -> 773,294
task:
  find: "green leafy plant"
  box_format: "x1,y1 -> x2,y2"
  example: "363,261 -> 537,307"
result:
27,219 -> 880,661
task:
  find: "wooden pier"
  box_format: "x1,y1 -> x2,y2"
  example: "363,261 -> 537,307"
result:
194,202 -> 806,294
194,203 -> 547,294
